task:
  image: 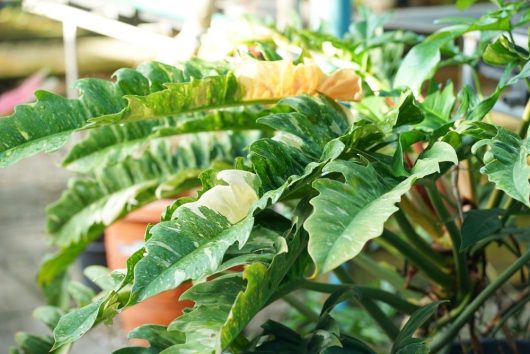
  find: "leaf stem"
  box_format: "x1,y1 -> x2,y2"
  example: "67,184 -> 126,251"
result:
283,294 -> 320,322
332,266 -> 355,284
400,195 -> 443,238
393,210 -> 447,268
360,298 -> 400,340
301,280 -> 420,315
518,98 -> 530,139
425,182 -> 470,299
380,229 -> 452,288
430,248 -> 530,353
271,279 -> 420,315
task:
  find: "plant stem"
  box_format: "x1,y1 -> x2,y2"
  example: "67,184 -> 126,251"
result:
283,294 -> 320,322
488,289 -> 530,337
518,98 -> 530,139
300,280 -> 420,315
487,189 -> 504,209
466,158 -> 478,206
394,210 -> 447,268
426,182 -> 470,298
332,266 -> 354,284
380,229 -> 452,288
400,195 -> 443,238
430,248 -> 530,353
360,298 -> 400,340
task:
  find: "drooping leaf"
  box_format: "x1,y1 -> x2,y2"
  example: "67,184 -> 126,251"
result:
306,142 -> 458,274
40,134 -> 249,285
52,298 -> 104,349
128,170 -> 260,304
250,95 -> 349,191
62,107 -> 262,173
0,60 -> 229,168
460,209 -> 504,251
165,227 -> 305,353
472,127 -> 530,207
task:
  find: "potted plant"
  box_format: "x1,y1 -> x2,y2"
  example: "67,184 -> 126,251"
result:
3,1 -> 530,353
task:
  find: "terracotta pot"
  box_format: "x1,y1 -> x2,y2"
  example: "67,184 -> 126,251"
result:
104,199 -> 194,338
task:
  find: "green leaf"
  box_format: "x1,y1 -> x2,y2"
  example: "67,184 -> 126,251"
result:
391,301 -> 445,354
52,299 -> 104,350
251,95 -> 349,191
128,325 -> 185,350
63,108 -> 262,173
83,265 -> 120,291
395,94 -> 424,127
419,82 -> 455,130
0,82 -> 126,168
14,333 -> 54,354
40,134 -> 247,285
395,7 -> 513,93
460,209 -> 504,251
33,306 -> 64,330
306,142 -> 457,274
467,61 -> 530,122
0,62 -> 243,167
166,227 -> 305,353
67,281 -> 95,307
89,73 -> 244,125
392,131 -> 426,177
472,128 -> 530,207
483,35 -> 525,66
129,170 -> 260,304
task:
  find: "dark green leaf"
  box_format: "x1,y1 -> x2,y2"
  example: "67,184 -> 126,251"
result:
395,94 -> 424,127
391,301 -> 445,354
460,209 -> 503,251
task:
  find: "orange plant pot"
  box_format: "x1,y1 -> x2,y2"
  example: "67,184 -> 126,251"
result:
104,200 -> 194,336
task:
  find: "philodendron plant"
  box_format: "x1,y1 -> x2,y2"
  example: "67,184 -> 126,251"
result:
3,1 -> 530,353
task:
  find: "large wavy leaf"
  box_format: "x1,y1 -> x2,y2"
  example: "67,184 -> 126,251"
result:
164,227 -> 305,353
128,169 -> 260,304
472,127 -> 530,207
46,96 -> 359,348
0,61 -> 229,168
250,95 -> 349,191
129,97 -> 350,300
306,141 -> 458,274
40,134 -> 250,285
62,107 -> 262,173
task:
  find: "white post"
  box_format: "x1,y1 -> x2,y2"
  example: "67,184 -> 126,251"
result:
63,20 -> 79,99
